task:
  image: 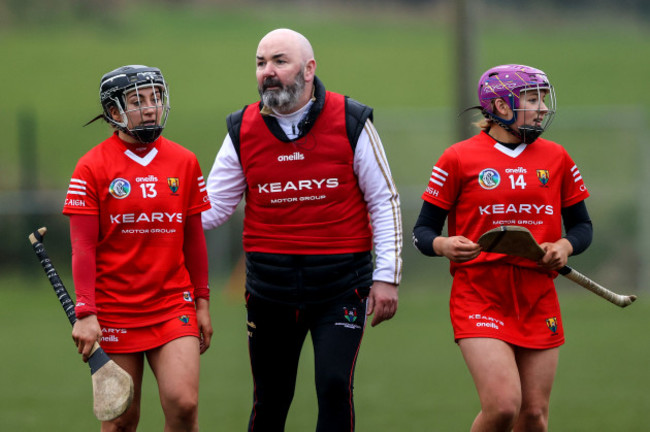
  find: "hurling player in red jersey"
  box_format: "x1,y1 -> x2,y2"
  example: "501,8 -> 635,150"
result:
413,65 -> 593,432
63,65 -> 212,431
203,29 -> 402,431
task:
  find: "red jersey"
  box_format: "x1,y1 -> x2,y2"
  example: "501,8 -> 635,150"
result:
422,131 -> 590,348
422,131 -> 590,274
238,91 -> 372,254
62,133 -> 210,327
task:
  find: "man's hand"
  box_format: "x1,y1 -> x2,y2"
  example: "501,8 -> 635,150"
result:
366,281 -> 398,327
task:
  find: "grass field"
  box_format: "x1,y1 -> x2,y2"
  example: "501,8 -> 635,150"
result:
0,271 -> 648,431
1,2 -> 649,431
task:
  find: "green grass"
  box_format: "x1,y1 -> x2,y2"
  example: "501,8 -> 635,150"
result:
1,272 -> 648,431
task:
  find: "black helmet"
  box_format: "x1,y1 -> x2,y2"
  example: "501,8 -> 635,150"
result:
96,65 -> 170,143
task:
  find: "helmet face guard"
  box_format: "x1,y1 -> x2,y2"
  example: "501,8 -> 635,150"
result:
99,65 -> 170,144
477,64 -> 556,144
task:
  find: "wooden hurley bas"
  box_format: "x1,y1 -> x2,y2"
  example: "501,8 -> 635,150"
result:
477,225 -> 637,308
28,227 -> 134,421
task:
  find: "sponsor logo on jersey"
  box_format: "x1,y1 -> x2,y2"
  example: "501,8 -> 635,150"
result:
478,203 -> 553,216
270,195 -> 327,204
257,178 -> 339,194
537,169 -> 550,187
101,327 -> 127,343
167,177 -> 180,194
277,152 -> 305,162
469,314 -> 504,330
546,317 -> 558,333
109,212 -> 183,224
102,327 -> 127,333
478,168 -> 500,190
109,178 -> 131,199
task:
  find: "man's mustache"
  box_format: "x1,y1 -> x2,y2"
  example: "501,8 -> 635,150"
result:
263,78 -> 283,91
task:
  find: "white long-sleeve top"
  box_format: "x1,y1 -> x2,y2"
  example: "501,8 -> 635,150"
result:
202,112 -> 403,285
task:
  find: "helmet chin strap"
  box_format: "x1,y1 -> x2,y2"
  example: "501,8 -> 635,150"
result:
129,125 -> 164,144
483,110 -> 542,145
499,123 -> 542,145
517,125 -> 543,144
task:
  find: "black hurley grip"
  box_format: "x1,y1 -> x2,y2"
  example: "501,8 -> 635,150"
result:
88,347 -> 111,374
29,228 -> 77,326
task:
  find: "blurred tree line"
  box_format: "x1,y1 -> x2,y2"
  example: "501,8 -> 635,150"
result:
1,0 -> 648,26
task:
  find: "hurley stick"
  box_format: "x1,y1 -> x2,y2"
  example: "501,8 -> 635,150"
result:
28,227 -> 134,421
478,225 -> 637,308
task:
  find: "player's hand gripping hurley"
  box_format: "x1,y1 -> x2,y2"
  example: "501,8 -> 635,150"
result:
478,225 -> 636,308
28,227 -> 134,421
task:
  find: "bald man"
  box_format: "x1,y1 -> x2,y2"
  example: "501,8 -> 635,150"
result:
203,28 -> 403,431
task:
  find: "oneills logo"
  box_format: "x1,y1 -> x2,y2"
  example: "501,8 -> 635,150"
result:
277,152 -> 305,162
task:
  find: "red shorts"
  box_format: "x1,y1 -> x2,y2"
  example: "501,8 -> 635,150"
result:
98,308 -> 199,354
450,263 -> 564,349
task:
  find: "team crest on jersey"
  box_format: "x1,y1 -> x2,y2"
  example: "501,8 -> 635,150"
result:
343,307 -> 358,323
537,170 -> 550,187
546,317 -> 558,333
183,291 -> 193,302
478,168 -> 500,190
109,178 -> 131,199
167,177 -> 180,194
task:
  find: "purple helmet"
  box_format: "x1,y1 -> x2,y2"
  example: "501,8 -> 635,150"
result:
477,64 -> 556,143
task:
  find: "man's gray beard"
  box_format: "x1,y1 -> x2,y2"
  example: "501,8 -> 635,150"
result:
260,71 -> 306,112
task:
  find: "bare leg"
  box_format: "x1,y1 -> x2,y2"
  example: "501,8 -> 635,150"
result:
458,338 -> 521,432
147,336 -> 201,432
513,347 -> 559,432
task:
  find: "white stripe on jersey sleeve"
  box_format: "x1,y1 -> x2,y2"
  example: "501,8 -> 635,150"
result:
67,178 -> 87,195
430,166 -> 448,187
570,165 -> 583,182
197,176 -> 207,192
